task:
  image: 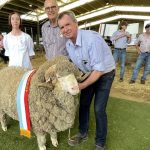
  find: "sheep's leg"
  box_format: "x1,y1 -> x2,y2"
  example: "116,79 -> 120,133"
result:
50,131 -> 58,147
0,112 -> 7,131
36,132 -> 46,150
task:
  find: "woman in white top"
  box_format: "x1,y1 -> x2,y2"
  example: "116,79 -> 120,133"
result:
3,12 -> 35,69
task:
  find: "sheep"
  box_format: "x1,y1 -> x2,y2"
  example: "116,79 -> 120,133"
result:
0,56 -> 88,150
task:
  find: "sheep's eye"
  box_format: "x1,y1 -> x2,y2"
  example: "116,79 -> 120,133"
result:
56,73 -> 61,78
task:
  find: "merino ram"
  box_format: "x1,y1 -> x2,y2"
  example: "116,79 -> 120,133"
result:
0,56 -> 88,150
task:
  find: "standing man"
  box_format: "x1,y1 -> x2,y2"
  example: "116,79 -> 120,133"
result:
58,11 -> 115,150
111,21 -> 131,82
42,0 -> 67,60
129,23 -> 150,84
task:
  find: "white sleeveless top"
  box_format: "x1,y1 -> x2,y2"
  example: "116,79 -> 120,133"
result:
3,32 -> 35,69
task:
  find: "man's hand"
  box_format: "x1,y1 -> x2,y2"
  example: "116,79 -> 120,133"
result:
126,33 -> 131,38
78,70 -> 104,90
135,45 -> 141,54
78,82 -> 86,90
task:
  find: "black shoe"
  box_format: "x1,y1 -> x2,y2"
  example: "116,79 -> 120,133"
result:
95,145 -> 105,150
119,78 -> 123,82
141,80 -> 145,84
4,61 -> 7,64
68,133 -> 88,146
129,80 -> 135,84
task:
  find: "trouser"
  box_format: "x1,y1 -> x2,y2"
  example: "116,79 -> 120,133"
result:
79,69 -> 115,147
131,52 -> 150,81
113,48 -> 126,79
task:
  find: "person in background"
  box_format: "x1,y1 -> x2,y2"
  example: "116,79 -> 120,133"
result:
0,33 -> 9,64
111,21 -> 131,82
129,23 -> 150,84
58,11 -> 115,150
42,0 -> 67,60
3,12 -> 35,69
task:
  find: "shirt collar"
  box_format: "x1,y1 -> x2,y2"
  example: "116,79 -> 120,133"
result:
47,21 -> 58,28
76,30 -> 82,46
68,29 -> 82,47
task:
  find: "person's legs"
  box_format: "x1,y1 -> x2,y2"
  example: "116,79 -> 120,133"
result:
68,84 -> 95,146
113,49 -> 119,63
130,53 -> 145,81
120,49 -> 126,80
141,53 -> 150,81
94,70 -> 115,147
79,85 -> 95,135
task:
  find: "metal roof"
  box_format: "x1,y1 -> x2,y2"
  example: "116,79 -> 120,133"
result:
0,0 -> 150,33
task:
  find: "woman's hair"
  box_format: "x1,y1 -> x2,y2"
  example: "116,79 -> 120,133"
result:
58,11 -> 77,23
0,32 -> 3,37
8,12 -> 22,29
118,21 -> 128,30
145,23 -> 150,29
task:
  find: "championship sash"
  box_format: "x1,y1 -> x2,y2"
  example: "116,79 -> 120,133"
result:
16,69 -> 36,138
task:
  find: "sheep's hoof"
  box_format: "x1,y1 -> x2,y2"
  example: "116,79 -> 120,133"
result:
39,145 -> 46,150
2,126 -> 7,131
51,138 -> 58,147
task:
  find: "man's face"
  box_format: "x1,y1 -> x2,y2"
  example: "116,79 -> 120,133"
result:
121,25 -> 127,30
145,27 -> 150,34
44,0 -> 59,20
58,15 -> 78,42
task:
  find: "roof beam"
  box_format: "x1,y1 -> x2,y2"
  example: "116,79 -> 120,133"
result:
0,0 -> 12,8
9,2 -> 34,11
3,5 -> 29,14
19,0 -> 43,10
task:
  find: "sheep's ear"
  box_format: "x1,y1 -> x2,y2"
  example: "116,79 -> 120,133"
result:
45,64 -> 56,82
46,77 -> 51,83
77,72 -> 91,82
38,83 -> 54,90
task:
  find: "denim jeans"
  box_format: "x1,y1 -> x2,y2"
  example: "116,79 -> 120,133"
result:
79,70 -> 115,147
131,52 -> 150,81
113,48 -> 126,79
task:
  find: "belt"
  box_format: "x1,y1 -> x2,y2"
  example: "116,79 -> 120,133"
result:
115,48 -> 126,50
104,69 -> 115,76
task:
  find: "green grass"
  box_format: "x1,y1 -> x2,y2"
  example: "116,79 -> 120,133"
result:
0,97 -> 150,150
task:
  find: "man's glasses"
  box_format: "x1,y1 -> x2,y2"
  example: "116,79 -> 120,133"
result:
45,6 -> 57,12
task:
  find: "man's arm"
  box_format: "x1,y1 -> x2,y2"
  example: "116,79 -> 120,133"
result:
111,32 -> 126,42
41,25 -> 47,53
78,70 -> 104,90
125,32 -> 131,44
135,44 -> 141,54
135,35 -> 141,54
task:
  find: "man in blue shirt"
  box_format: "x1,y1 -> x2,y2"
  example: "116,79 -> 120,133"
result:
111,21 -> 131,82
58,11 -> 115,150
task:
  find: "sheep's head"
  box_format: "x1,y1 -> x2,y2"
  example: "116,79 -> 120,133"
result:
56,73 -> 79,95
44,56 -> 90,95
45,63 -> 80,95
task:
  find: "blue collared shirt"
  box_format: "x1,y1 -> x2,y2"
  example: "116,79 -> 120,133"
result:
66,30 -> 115,73
111,30 -> 130,49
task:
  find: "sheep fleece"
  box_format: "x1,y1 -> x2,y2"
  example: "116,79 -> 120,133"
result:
0,57 -> 80,135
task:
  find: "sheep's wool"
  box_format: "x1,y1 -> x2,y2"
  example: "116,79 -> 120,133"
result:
0,56 -> 85,149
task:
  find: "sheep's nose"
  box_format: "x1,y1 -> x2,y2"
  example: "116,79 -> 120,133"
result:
71,86 -> 80,95
72,86 -> 79,91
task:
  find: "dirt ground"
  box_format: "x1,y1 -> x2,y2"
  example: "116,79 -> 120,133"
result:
0,52 -> 149,103
111,66 -> 150,103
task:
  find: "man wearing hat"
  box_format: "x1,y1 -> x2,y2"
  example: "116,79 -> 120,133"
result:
129,23 -> 150,84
